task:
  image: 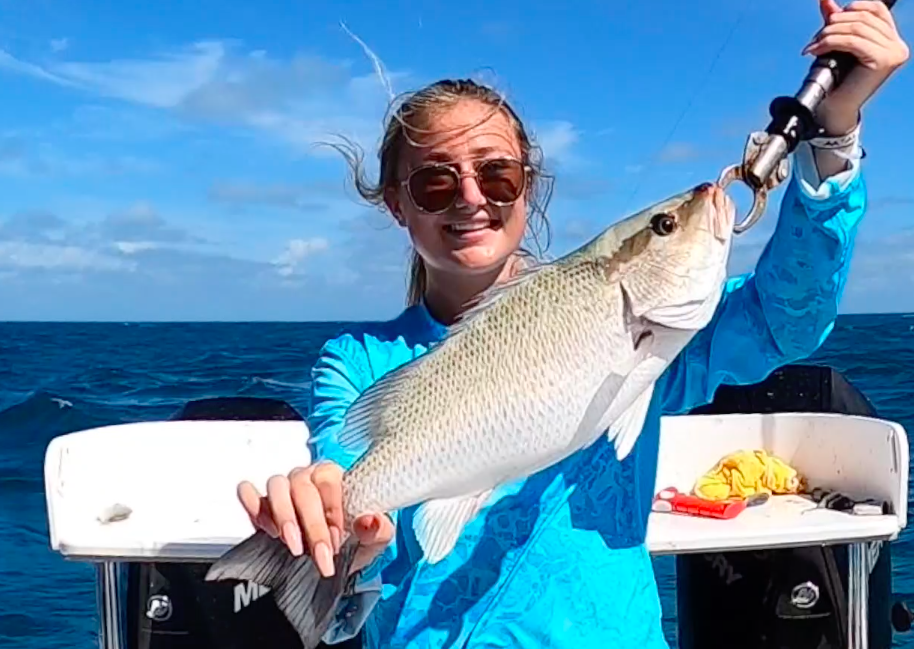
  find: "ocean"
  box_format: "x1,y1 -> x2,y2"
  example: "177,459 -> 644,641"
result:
1,315 -> 913,648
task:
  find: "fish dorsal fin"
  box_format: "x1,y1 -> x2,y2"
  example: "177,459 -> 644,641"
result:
414,490 -> 493,564
337,358 -> 422,451
339,262 -> 548,452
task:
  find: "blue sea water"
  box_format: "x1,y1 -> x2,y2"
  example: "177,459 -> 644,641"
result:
1,315 -> 913,648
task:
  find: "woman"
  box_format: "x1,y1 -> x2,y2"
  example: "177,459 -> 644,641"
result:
239,2 -> 908,647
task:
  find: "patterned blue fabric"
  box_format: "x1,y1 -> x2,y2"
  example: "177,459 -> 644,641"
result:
309,144 -> 867,648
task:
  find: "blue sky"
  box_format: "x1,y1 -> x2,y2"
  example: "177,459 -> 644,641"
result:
0,0 -> 911,321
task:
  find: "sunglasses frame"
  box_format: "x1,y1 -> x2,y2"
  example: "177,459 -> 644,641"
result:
400,157 -> 532,214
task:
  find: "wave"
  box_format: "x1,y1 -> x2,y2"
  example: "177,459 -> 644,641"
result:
0,390 -> 113,437
0,368 -> 313,448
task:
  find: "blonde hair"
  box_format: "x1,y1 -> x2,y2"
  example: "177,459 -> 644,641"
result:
327,78 -> 554,306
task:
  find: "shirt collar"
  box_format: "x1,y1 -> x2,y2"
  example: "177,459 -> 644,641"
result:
412,299 -> 449,340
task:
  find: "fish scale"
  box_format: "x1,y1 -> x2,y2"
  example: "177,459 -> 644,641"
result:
205,180 -> 735,649
342,261 -> 628,519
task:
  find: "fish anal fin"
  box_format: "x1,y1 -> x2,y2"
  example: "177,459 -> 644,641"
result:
414,490 -> 493,564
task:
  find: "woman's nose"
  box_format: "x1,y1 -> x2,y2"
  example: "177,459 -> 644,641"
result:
456,175 -> 487,209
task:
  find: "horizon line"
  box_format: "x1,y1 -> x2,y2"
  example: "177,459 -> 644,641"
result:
2,312 -> 912,325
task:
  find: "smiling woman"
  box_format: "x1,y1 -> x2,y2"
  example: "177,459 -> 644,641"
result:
327,78 -> 554,321
226,2 -> 909,648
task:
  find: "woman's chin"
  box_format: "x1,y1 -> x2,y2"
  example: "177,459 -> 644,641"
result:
442,245 -> 516,275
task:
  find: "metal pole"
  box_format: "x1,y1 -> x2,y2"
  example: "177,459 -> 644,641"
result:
96,562 -> 123,649
847,541 -> 882,649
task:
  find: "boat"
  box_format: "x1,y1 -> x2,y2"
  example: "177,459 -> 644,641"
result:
42,363 -> 914,649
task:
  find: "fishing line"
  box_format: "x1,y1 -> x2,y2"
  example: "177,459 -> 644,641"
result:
621,4 -> 749,212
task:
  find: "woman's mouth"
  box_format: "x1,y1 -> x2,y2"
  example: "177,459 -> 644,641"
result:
444,219 -> 502,236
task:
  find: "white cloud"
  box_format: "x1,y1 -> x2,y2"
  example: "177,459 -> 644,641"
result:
0,40 -> 583,169
0,50 -> 80,87
272,237 -> 330,277
0,209 -> 72,242
0,204 -> 208,277
91,202 -> 203,245
0,36 -> 597,318
0,41 -> 400,155
114,241 -> 158,255
0,241 -> 135,272
48,41 -> 227,108
0,204 -> 339,291
534,120 -> 580,167
332,209 -> 412,293
50,38 -> 70,54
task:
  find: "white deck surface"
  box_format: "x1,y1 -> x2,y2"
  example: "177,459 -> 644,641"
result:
44,413 -> 909,562
647,494 -> 901,555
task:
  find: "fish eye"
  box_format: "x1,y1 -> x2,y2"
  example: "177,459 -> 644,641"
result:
650,213 -> 677,236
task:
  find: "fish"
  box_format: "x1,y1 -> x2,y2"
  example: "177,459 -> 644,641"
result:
204,180 -> 736,647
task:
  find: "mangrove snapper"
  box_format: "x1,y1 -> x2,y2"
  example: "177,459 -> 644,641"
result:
205,181 -> 736,647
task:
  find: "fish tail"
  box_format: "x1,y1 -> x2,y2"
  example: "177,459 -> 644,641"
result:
205,530 -> 360,649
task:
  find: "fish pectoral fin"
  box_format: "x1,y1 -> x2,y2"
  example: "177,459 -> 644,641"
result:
607,383 -> 655,461
571,371 -> 629,450
570,331 -> 656,451
205,530 -> 358,649
414,490 -> 493,564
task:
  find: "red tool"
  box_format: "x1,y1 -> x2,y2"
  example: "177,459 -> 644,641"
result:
652,487 -> 769,520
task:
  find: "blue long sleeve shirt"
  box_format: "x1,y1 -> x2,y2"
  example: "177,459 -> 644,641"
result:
307,141 -> 867,648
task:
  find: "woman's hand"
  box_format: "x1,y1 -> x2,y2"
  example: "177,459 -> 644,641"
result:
237,461 -> 395,578
803,0 -> 909,135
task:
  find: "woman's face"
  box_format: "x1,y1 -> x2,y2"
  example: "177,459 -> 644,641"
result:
385,100 -> 529,279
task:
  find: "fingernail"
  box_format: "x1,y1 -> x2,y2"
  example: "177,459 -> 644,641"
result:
314,542 -> 335,577
257,517 -> 279,539
283,522 -> 303,556
330,526 -> 341,553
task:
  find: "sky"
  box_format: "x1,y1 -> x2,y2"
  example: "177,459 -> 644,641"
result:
0,0 -> 911,322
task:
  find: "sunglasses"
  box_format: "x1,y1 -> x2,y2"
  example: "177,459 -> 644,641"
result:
401,157 -> 530,214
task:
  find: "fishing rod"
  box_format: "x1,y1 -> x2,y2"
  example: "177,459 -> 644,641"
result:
722,0 -> 900,233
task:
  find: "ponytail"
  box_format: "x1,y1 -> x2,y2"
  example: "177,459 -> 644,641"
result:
406,248 -> 428,307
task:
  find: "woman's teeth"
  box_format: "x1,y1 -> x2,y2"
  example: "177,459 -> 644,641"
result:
446,221 -> 493,233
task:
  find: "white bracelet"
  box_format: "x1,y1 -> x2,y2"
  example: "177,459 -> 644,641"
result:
809,121 -> 861,150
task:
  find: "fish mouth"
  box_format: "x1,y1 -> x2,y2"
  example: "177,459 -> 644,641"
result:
712,189 -> 736,241
693,182 -> 735,242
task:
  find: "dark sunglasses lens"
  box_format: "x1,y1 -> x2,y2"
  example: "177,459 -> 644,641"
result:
479,159 -> 525,203
408,166 -> 459,212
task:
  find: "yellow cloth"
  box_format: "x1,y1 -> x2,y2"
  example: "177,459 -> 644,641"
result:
693,449 -> 804,501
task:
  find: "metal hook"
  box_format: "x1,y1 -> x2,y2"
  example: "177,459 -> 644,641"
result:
717,163 -> 770,234
718,131 -> 791,235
